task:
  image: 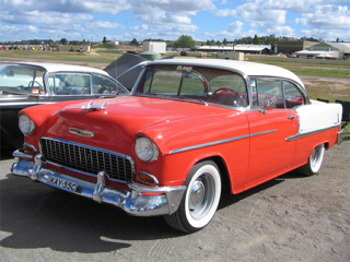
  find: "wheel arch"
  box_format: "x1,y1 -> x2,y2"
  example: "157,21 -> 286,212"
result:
195,155 -> 232,194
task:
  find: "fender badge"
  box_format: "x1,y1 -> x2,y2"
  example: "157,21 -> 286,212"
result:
69,127 -> 95,138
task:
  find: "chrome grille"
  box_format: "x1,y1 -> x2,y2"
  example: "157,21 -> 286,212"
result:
41,138 -> 133,182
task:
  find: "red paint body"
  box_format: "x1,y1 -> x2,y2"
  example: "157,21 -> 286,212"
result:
21,95 -> 338,194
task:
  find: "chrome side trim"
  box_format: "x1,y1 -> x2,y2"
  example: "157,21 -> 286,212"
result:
286,125 -> 340,142
168,130 -> 278,155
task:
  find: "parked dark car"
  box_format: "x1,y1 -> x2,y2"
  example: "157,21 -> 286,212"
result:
0,62 -> 129,149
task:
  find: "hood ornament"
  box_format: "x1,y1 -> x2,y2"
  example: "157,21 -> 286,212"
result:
69,127 -> 95,138
81,100 -> 106,111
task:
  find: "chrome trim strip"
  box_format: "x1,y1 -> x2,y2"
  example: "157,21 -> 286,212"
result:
168,130 -> 278,155
286,125 -> 340,141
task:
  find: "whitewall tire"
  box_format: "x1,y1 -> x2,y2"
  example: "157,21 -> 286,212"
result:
298,144 -> 326,176
164,160 -> 222,233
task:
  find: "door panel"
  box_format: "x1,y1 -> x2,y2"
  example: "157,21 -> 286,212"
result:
246,109 -> 297,186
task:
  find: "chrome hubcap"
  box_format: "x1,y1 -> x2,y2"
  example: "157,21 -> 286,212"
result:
311,146 -> 321,168
189,180 -> 205,211
188,173 -> 215,219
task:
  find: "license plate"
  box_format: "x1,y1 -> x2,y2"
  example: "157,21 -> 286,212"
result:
47,176 -> 78,192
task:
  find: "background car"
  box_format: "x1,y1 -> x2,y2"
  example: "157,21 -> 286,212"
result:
0,62 -> 129,149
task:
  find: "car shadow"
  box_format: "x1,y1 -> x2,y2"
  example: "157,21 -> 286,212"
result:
0,169 -> 306,253
218,170 -> 302,209
0,173 -> 184,253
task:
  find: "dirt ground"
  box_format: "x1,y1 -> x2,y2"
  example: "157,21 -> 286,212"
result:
300,76 -> 350,101
0,141 -> 349,262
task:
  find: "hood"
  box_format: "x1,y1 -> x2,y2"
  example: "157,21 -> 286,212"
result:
43,96 -> 232,155
104,53 -> 148,90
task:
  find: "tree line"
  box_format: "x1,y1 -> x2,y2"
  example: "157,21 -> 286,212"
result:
2,34 -> 344,48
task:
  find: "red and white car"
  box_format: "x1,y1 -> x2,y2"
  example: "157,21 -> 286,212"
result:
12,59 -> 343,233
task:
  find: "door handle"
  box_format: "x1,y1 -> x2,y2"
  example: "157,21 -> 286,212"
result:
287,115 -> 295,120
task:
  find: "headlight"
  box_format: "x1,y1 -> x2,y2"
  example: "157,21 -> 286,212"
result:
18,114 -> 35,135
135,136 -> 159,162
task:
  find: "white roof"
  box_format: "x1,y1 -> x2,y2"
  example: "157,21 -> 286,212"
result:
234,45 -> 271,52
295,50 -> 339,57
148,59 -> 304,88
197,46 -> 234,51
6,62 -> 108,75
327,42 -> 350,53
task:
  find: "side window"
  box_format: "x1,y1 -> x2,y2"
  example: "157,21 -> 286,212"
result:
283,81 -> 305,108
256,80 -> 284,109
92,74 -> 125,95
48,73 -> 91,95
180,71 -> 206,95
145,70 -> 182,94
210,74 -> 247,107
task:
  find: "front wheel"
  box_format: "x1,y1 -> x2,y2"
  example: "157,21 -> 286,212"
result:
298,144 -> 326,176
164,160 -> 221,233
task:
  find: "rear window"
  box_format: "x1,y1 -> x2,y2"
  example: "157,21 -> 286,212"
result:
0,64 -> 45,95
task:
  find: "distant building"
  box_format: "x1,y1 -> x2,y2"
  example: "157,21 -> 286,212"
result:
294,42 -> 350,59
142,40 -> 166,54
233,44 -> 271,54
195,45 -> 234,52
106,40 -> 119,45
277,40 -> 318,54
294,50 -> 339,59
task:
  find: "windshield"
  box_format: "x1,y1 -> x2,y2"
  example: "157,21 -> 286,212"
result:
133,65 -> 248,107
0,63 -> 45,95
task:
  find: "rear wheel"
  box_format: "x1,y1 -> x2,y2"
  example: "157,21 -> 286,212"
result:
164,160 -> 221,233
298,144 -> 325,176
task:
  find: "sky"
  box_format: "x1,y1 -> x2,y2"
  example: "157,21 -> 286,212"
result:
0,0 -> 349,42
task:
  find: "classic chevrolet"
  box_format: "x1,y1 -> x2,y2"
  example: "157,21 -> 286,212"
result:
12,59 -> 343,233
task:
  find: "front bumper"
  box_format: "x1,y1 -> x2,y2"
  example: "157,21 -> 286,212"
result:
12,151 -> 186,217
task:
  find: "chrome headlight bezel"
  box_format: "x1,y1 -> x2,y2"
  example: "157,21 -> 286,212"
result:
18,114 -> 35,136
135,136 -> 159,162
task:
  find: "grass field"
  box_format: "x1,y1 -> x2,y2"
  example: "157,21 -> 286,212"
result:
249,59 -> 350,78
0,50 -> 119,63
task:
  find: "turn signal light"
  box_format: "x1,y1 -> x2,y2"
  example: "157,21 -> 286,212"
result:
137,172 -> 159,186
22,143 -> 37,154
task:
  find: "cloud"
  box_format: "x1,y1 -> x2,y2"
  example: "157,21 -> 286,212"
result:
2,11 -> 93,26
0,0 -> 131,14
296,4 -> 350,29
90,21 -> 122,29
0,0 -> 216,41
129,0 -> 215,31
244,0 -> 338,12
216,3 -> 287,25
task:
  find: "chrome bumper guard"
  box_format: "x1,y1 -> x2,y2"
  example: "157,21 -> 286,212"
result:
337,129 -> 344,145
12,151 -> 186,217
